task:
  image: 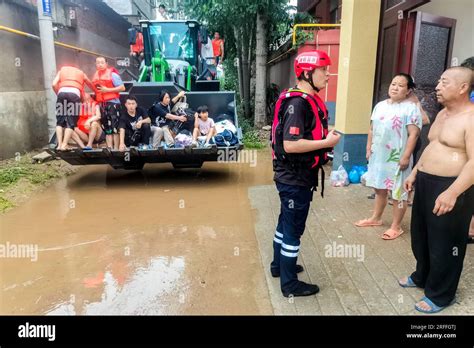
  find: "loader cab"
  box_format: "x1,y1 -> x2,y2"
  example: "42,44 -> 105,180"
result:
132,20 -> 219,91
142,20 -> 199,68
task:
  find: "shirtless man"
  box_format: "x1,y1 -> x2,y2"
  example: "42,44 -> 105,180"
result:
399,67 -> 474,313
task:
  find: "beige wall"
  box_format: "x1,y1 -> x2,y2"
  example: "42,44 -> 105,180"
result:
415,0 -> 474,64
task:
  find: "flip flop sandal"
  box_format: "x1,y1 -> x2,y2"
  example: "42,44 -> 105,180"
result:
398,276 -> 417,288
468,237 -> 474,244
57,148 -> 74,152
389,200 -> 412,207
382,228 -> 404,240
354,219 -> 383,227
415,296 -> 455,314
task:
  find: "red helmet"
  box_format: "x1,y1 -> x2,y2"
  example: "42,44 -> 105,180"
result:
294,50 -> 331,78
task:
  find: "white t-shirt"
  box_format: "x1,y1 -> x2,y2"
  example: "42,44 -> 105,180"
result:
58,87 -> 80,97
201,37 -> 214,65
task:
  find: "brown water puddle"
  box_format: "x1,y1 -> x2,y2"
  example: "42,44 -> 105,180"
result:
0,150 -> 274,315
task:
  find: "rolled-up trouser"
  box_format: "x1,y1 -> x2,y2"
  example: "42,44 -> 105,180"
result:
410,170 -> 474,307
272,181 -> 313,293
162,125 -> 175,146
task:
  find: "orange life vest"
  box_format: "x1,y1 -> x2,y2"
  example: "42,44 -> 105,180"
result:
92,67 -> 120,103
58,66 -> 85,94
130,32 -> 144,53
78,100 -> 98,134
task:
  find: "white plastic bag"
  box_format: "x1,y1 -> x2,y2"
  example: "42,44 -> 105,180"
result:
214,119 -> 237,134
330,165 -> 349,187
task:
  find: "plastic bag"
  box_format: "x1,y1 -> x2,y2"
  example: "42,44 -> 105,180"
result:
330,165 -> 349,187
349,168 -> 361,184
174,133 -> 193,148
214,120 -> 237,134
356,165 -> 367,176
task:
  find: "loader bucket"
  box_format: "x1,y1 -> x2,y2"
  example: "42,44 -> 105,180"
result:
49,82 -> 243,170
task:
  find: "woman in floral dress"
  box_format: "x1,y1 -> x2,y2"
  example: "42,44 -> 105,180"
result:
355,73 -> 422,240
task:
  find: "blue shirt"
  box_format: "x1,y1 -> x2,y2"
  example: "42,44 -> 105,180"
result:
108,72 -> 124,104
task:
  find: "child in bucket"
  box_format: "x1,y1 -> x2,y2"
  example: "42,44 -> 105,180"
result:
192,105 -> 216,147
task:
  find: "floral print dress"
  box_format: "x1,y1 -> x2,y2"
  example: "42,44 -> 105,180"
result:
366,99 -> 422,201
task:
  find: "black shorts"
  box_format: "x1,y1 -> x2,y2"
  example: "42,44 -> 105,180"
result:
56,92 -> 81,129
100,102 -> 121,135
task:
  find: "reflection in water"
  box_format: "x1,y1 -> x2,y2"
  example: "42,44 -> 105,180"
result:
47,257 -> 185,315
0,152 -> 274,314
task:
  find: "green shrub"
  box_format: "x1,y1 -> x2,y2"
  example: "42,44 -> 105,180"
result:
243,130 -> 265,149
0,196 -> 14,212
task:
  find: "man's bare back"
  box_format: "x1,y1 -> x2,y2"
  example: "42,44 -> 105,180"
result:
418,105 -> 474,177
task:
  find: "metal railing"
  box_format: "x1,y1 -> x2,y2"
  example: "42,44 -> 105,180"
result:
0,24 -> 114,60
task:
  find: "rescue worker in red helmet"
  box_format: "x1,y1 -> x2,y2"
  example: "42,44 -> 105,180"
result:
270,50 -> 341,297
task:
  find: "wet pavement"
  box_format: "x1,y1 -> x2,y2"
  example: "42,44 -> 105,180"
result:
3,148 -> 473,315
251,175 -> 474,315
0,151 -> 273,315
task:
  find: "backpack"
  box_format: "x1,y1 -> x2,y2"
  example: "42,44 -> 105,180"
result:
213,129 -> 238,147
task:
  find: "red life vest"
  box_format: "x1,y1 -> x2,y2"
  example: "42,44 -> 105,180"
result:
271,88 -> 331,195
92,67 -> 120,103
58,66 -> 85,95
77,100 -> 98,134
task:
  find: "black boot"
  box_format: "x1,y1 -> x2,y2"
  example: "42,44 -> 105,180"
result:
270,264 -> 304,278
282,281 -> 320,297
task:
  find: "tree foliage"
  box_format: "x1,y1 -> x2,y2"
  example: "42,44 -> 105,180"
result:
183,0 -> 305,126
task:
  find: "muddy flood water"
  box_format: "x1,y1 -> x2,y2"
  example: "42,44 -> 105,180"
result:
0,150 -> 274,315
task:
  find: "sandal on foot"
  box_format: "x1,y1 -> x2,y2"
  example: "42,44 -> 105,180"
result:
398,276 -> 417,288
382,228 -> 404,240
415,296 -> 454,314
57,147 -> 74,152
389,200 -> 412,207
354,218 -> 383,227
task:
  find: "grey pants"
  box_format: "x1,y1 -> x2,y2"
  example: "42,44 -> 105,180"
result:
151,125 -> 174,148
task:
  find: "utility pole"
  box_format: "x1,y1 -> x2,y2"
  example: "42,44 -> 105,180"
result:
36,0 -> 57,142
